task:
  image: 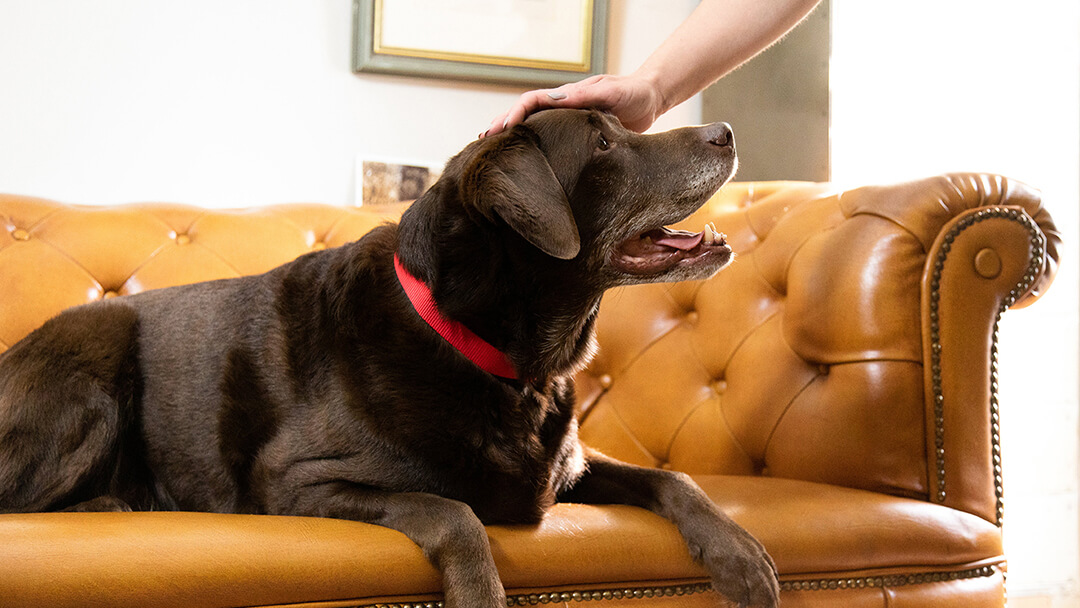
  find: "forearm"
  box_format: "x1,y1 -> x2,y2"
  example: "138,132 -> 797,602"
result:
635,0 -> 821,114
481,0 -> 822,137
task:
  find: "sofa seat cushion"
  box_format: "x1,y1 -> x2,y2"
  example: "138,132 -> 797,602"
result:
0,476 -> 1002,608
699,476 -> 1001,574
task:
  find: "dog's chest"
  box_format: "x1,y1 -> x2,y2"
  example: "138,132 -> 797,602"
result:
441,383 -> 583,524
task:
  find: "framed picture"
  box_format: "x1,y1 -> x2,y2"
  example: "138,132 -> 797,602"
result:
353,0 -> 608,87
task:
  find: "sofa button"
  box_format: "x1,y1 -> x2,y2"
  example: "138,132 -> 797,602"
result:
975,248 -> 1002,279
10,228 -> 29,241
312,241 -> 327,251
685,310 -> 699,325
175,233 -> 191,245
712,379 -> 727,394
598,374 -> 613,390
103,290 -> 119,299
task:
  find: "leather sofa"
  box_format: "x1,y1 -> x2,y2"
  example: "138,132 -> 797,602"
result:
0,173 -> 1061,607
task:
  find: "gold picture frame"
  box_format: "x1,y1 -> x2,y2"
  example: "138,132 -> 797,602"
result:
353,0 -> 608,86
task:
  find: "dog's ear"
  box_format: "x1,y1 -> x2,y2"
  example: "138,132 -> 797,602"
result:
462,130 -> 581,260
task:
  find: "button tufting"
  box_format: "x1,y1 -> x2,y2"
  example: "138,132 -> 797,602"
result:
685,310 -> 699,325
974,248 -> 1002,279
11,228 -> 30,241
175,233 -> 191,245
598,374 -> 613,390
103,291 -> 119,299
312,242 -> 327,251
712,379 -> 728,394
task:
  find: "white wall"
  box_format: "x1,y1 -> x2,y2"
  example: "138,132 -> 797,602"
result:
0,0 -> 699,208
831,1 -> 1080,604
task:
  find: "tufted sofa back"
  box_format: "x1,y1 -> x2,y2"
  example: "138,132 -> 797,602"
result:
0,175 -> 1058,525
0,195 -> 409,351
571,175 -> 1057,524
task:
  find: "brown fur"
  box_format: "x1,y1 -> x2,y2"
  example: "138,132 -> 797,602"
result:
0,110 -> 777,607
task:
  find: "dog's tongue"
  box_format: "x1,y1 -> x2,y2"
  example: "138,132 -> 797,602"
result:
652,228 -> 703,251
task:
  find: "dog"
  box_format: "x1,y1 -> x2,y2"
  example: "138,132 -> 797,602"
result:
0,109 -> 778,608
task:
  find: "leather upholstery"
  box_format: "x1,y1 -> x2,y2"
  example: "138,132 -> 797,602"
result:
0,174 -> 1061,607
0,195 -> 411,350
576,174 -> 1058,526
0,477 -> 1003,608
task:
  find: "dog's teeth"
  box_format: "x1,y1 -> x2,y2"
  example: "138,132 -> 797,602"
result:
704,224 -> 714,245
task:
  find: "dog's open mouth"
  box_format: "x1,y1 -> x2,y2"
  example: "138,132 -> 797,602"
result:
611,222 -> 731,276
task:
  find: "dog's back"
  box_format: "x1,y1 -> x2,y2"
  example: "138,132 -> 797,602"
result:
0,227 -> 392,513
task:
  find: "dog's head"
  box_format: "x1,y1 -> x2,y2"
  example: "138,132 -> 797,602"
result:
401,109 -> 737,302
396,109 -> 737,375
444,109 -> 737,288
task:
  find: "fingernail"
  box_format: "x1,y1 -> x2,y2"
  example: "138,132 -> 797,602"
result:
547,91 -> 567,100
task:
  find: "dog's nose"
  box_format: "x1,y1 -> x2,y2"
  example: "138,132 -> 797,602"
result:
705,123 -> 734,148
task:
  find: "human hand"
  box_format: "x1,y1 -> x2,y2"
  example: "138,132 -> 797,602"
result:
481,73 -> 665,138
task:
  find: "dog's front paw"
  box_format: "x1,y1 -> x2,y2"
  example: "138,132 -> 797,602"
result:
441,563 -> 508,608
443,586 -> 507,608
691,518 -> 779,608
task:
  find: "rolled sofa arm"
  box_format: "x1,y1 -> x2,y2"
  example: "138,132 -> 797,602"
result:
921,175 -> 1058,524
837,173 -> 1060,524
577,173 -> 1060,526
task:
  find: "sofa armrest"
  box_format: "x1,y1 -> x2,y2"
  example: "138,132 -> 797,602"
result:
576,174 -> 1060,524
916,176 -> 1059,523
832,174 -> 1060,524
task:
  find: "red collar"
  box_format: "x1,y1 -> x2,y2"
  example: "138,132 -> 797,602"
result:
393,254 -> 518,379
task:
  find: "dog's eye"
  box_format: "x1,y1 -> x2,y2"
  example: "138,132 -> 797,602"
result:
597,133 -> 610,151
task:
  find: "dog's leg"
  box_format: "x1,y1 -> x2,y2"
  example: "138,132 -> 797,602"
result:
275,484 -> 505,608
560,450 -> 779,608
0,382 -> 122,513
0,303 -> 140,513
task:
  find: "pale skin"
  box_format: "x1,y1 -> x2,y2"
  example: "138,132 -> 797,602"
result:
482,0 -> 822,137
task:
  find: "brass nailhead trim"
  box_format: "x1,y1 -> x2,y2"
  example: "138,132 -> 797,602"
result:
349,583 -> 714,608
779,565 -> 999,593
928,207 -> 1045,525
346,567 -> 1000,608
506,583 -> 713,605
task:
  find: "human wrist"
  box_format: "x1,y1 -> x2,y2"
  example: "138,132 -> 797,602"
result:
629,65 -> 672,118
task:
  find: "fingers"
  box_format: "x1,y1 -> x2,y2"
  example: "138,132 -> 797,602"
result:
481,88 -> 572,139
481,73 -> 662,138
482,75 -> 613,138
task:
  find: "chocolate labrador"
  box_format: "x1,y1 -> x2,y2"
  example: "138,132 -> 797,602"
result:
0,109 -> 778,607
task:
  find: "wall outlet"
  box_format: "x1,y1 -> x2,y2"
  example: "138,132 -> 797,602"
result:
356,157 -> 441,207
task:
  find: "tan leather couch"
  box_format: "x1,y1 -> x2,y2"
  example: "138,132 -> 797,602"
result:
0,173 -> 1061,608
